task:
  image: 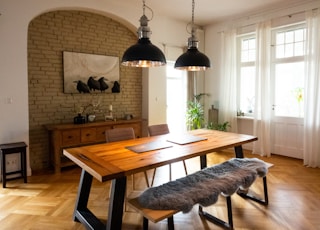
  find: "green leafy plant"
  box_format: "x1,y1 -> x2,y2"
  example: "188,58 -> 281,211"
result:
186,93 -> 209,130
207,121 -> 230,131
186,93 -> 230,131
186,100 -> 205,130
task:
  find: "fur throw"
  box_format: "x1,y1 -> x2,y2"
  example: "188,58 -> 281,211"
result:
138,158 -> 268,213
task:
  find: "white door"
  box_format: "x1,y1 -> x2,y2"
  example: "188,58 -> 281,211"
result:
270,25 -> 305,159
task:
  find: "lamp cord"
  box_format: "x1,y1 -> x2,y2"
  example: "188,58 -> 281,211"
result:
142,0 -> 153,21
143,0 -> 146,16
186,0 -> 196,35
192,0 -> 195,27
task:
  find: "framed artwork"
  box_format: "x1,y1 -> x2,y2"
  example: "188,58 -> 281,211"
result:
63,51 -> 120,94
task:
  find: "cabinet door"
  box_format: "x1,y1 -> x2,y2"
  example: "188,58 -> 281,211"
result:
81,128 -> 97,143
96,126 -> 112,142
62,129 -> 80,146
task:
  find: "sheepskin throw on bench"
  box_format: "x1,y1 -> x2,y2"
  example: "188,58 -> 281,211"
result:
138,158 -> 268,213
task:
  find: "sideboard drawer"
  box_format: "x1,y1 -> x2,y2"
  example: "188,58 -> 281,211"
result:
62,129 -> 80,146
81,128 -> 97,143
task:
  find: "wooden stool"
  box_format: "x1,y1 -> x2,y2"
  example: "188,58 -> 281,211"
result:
0,142 -> 27,188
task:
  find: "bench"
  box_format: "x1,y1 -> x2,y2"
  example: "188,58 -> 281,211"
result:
127,158 -> 270,230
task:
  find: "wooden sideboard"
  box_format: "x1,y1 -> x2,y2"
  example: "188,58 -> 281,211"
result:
45,119 -> 142,173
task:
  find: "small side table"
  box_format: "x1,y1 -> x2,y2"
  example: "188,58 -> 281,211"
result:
0,142 -> 27,188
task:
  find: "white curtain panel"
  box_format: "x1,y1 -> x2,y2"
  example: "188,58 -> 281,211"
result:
303,9 -> 320,167
219,29 -> 238,132
252,21 -> 272,157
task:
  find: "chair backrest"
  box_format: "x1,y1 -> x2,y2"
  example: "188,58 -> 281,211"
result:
148,124 -> 170,136
105,127 -> 135,143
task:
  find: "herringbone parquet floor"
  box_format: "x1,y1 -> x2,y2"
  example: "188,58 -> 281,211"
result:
0,149 -> 320,230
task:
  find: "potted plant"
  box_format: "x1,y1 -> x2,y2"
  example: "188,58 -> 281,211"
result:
186,93 -> 207,130
207,121 -> 230,131
186,93 -> 230,131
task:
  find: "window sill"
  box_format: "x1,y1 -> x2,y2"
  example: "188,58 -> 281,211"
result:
237,116 -> 253,120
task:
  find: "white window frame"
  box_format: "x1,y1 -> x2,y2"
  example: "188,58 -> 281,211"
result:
237,33 -> 256,117
270,22 -> 306,118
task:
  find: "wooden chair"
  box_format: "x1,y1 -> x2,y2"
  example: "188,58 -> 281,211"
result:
105,127 -> 150,189
105,127 -> 136,143
148,124 -> 188,186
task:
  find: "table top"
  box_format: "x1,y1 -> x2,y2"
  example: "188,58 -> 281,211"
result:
63,129 -> 257,182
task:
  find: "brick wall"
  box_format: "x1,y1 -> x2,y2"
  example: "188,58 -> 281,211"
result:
28,10 -> 142,171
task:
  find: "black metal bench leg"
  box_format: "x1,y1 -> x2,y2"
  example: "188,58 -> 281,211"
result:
199,196 -> 233,229
237,176 -> 269,205
226,196 -> 233,229
262,176 -> 269,205
168,216 -> 174,230
143,217 -> 148,230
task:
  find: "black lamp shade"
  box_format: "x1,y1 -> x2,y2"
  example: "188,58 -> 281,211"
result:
174,47 -> 211,71
121,38 -> 166,67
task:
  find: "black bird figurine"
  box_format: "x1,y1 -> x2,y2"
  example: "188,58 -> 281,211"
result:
74,80 -> 90,93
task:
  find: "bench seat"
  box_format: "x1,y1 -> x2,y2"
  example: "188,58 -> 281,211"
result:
128,158 -> 270,230
128,197 -> 178,223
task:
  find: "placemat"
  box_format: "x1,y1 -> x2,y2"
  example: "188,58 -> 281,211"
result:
167,134 -> 207,145
126,141 -> 173,153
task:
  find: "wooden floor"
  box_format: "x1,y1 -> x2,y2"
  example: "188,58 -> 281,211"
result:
1,149 -> 320,230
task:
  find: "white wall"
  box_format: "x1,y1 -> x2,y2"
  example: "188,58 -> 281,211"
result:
0,0 -> 187,174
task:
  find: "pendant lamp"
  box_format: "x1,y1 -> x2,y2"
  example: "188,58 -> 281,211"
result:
121,0 -> 166,67
174,0 -> 211,71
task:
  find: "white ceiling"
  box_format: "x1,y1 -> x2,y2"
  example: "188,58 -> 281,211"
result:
128,0 -> 308,26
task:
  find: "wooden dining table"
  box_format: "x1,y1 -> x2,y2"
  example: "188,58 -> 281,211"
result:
63,129 -> 258,230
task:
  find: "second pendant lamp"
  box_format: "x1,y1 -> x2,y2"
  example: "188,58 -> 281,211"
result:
175,0 -> 211,71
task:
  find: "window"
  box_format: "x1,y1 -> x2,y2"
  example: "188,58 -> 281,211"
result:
237,23 -> 306,118
271,24 -> 306,117
237,35 -> 256,115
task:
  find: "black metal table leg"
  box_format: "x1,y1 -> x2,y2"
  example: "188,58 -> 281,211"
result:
73,169 -> 92,221
234,145 -> 244,158
200,154 -> 207,169
73,169 -> 105,229
106,177 -> 127,230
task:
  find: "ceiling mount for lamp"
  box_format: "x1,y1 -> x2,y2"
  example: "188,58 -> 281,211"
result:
174,0 -> 211,71
121,0 -> 166,67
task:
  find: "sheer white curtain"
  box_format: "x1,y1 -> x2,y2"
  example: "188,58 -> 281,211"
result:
252,21 -> 272,157
219,29 -> 238,132
303,9 -> 320,167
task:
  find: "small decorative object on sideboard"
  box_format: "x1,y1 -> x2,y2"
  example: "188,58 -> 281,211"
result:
125,114 -> 133,120
87,114 -> 96,122
105,104 -> 114,120
74,105 -> 86,124
74,113 -> 86,124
